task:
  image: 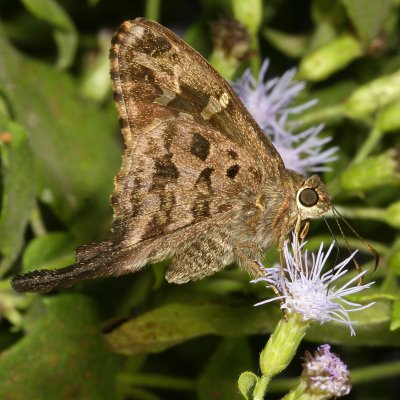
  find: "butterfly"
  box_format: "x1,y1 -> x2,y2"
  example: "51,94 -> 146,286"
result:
11,18 -> 331,293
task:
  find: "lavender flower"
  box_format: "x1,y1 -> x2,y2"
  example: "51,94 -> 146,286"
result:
232,60 -> 338,174
302,344 -> 351,397
252,235 -> 374,335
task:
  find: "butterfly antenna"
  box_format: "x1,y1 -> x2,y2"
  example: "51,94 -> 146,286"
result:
322,216 -> 340,268
332,206 -> 379,272
331,207 -> 365,285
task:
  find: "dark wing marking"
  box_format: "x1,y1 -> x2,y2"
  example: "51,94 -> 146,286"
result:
109,18 -> 284,223
111,118 -> 263,244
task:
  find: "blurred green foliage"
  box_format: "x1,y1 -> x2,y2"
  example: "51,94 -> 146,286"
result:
0,0 -> 400,399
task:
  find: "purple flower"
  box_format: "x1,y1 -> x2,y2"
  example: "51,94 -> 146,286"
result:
232,60 -> 338,174
252,235 -> 374,335
302,344 -> 351,397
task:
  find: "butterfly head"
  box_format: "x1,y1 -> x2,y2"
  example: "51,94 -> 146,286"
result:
295,174 -> 331,220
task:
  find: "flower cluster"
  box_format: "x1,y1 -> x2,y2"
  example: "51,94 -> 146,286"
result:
302,344 -> 351,397
233,60 -> 338,174
252,235 -> 375,335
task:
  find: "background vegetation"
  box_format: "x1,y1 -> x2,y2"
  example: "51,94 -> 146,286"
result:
0,0 -> 399,399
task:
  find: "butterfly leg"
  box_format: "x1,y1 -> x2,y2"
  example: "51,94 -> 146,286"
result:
234,243 -> 283,299
233,242 -> 265,278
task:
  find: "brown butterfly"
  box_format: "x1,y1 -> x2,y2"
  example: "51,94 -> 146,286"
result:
11,18 -> 332,293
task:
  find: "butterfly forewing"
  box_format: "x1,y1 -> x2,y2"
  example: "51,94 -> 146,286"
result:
109,19 -> 285,221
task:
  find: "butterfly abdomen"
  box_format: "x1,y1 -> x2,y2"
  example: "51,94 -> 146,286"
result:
11,263 -> 93,293
11,240 -> 126,293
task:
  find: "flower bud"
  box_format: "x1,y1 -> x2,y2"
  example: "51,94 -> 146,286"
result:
231,0 -> 262,35
375,100 -> 400,133
384,201 -> 400,229
259,313 -> 309,377
388,239 -> 400,274
301,345 -> 351,398
345,70 -> 400,119
80,30 -> 112,101
209,18 -> 250,79
298,35 -> 363,82
340,149 -> 400,192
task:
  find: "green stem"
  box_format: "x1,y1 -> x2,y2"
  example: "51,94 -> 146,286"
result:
351,360 -> 400,383
252,314 -> 310,399
253,375 -> 271,400
118,372 -> 195,391
30,205 -> 47,237
280,381 -> 308,400
144,0 -> 161,21
250,37 -> 261,77
293,104 -> 345,131
353,126 -> 383,164
120,387 -> 162,400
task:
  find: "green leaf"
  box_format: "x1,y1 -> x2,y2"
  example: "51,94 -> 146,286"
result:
340,150 -> 400,192
0,23 -> 121,242
0,117 -> 36,275
0,294 -> 118,400
20,0 -> 78,69
198,337 -> 254,400
390,299 -> 400,331
105,301 -> 400,356
388,239 -> 400,276
232,0 -> 262,36
307,301 -> 393,344
80,31 -> 112,101
345,70 -> 400,119
22,232 -> 76,272
238,371 -> 259,400
299,35 -> 363,82
341,0 -> 393,43
105,303 -> 279,355
263,28 -> 309,58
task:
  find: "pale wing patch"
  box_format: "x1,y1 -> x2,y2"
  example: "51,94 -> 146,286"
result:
131,24 -> 146,39
154,86 -> 177,106
219,92 -> 229,108
179,112 -> 194,120
201,93 -> 230,120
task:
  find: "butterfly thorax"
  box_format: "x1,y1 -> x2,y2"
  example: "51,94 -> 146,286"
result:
242,170 -> 331,251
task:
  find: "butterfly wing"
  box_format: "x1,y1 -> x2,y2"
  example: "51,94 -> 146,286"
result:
11,18 -> 289,293
110,18 -> 285,229
111,116 -> 262,244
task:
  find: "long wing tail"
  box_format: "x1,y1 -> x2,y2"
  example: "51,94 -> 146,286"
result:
11,240 -> 121,293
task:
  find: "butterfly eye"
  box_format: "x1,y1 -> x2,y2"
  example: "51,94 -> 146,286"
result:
299,188 -> 318,207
